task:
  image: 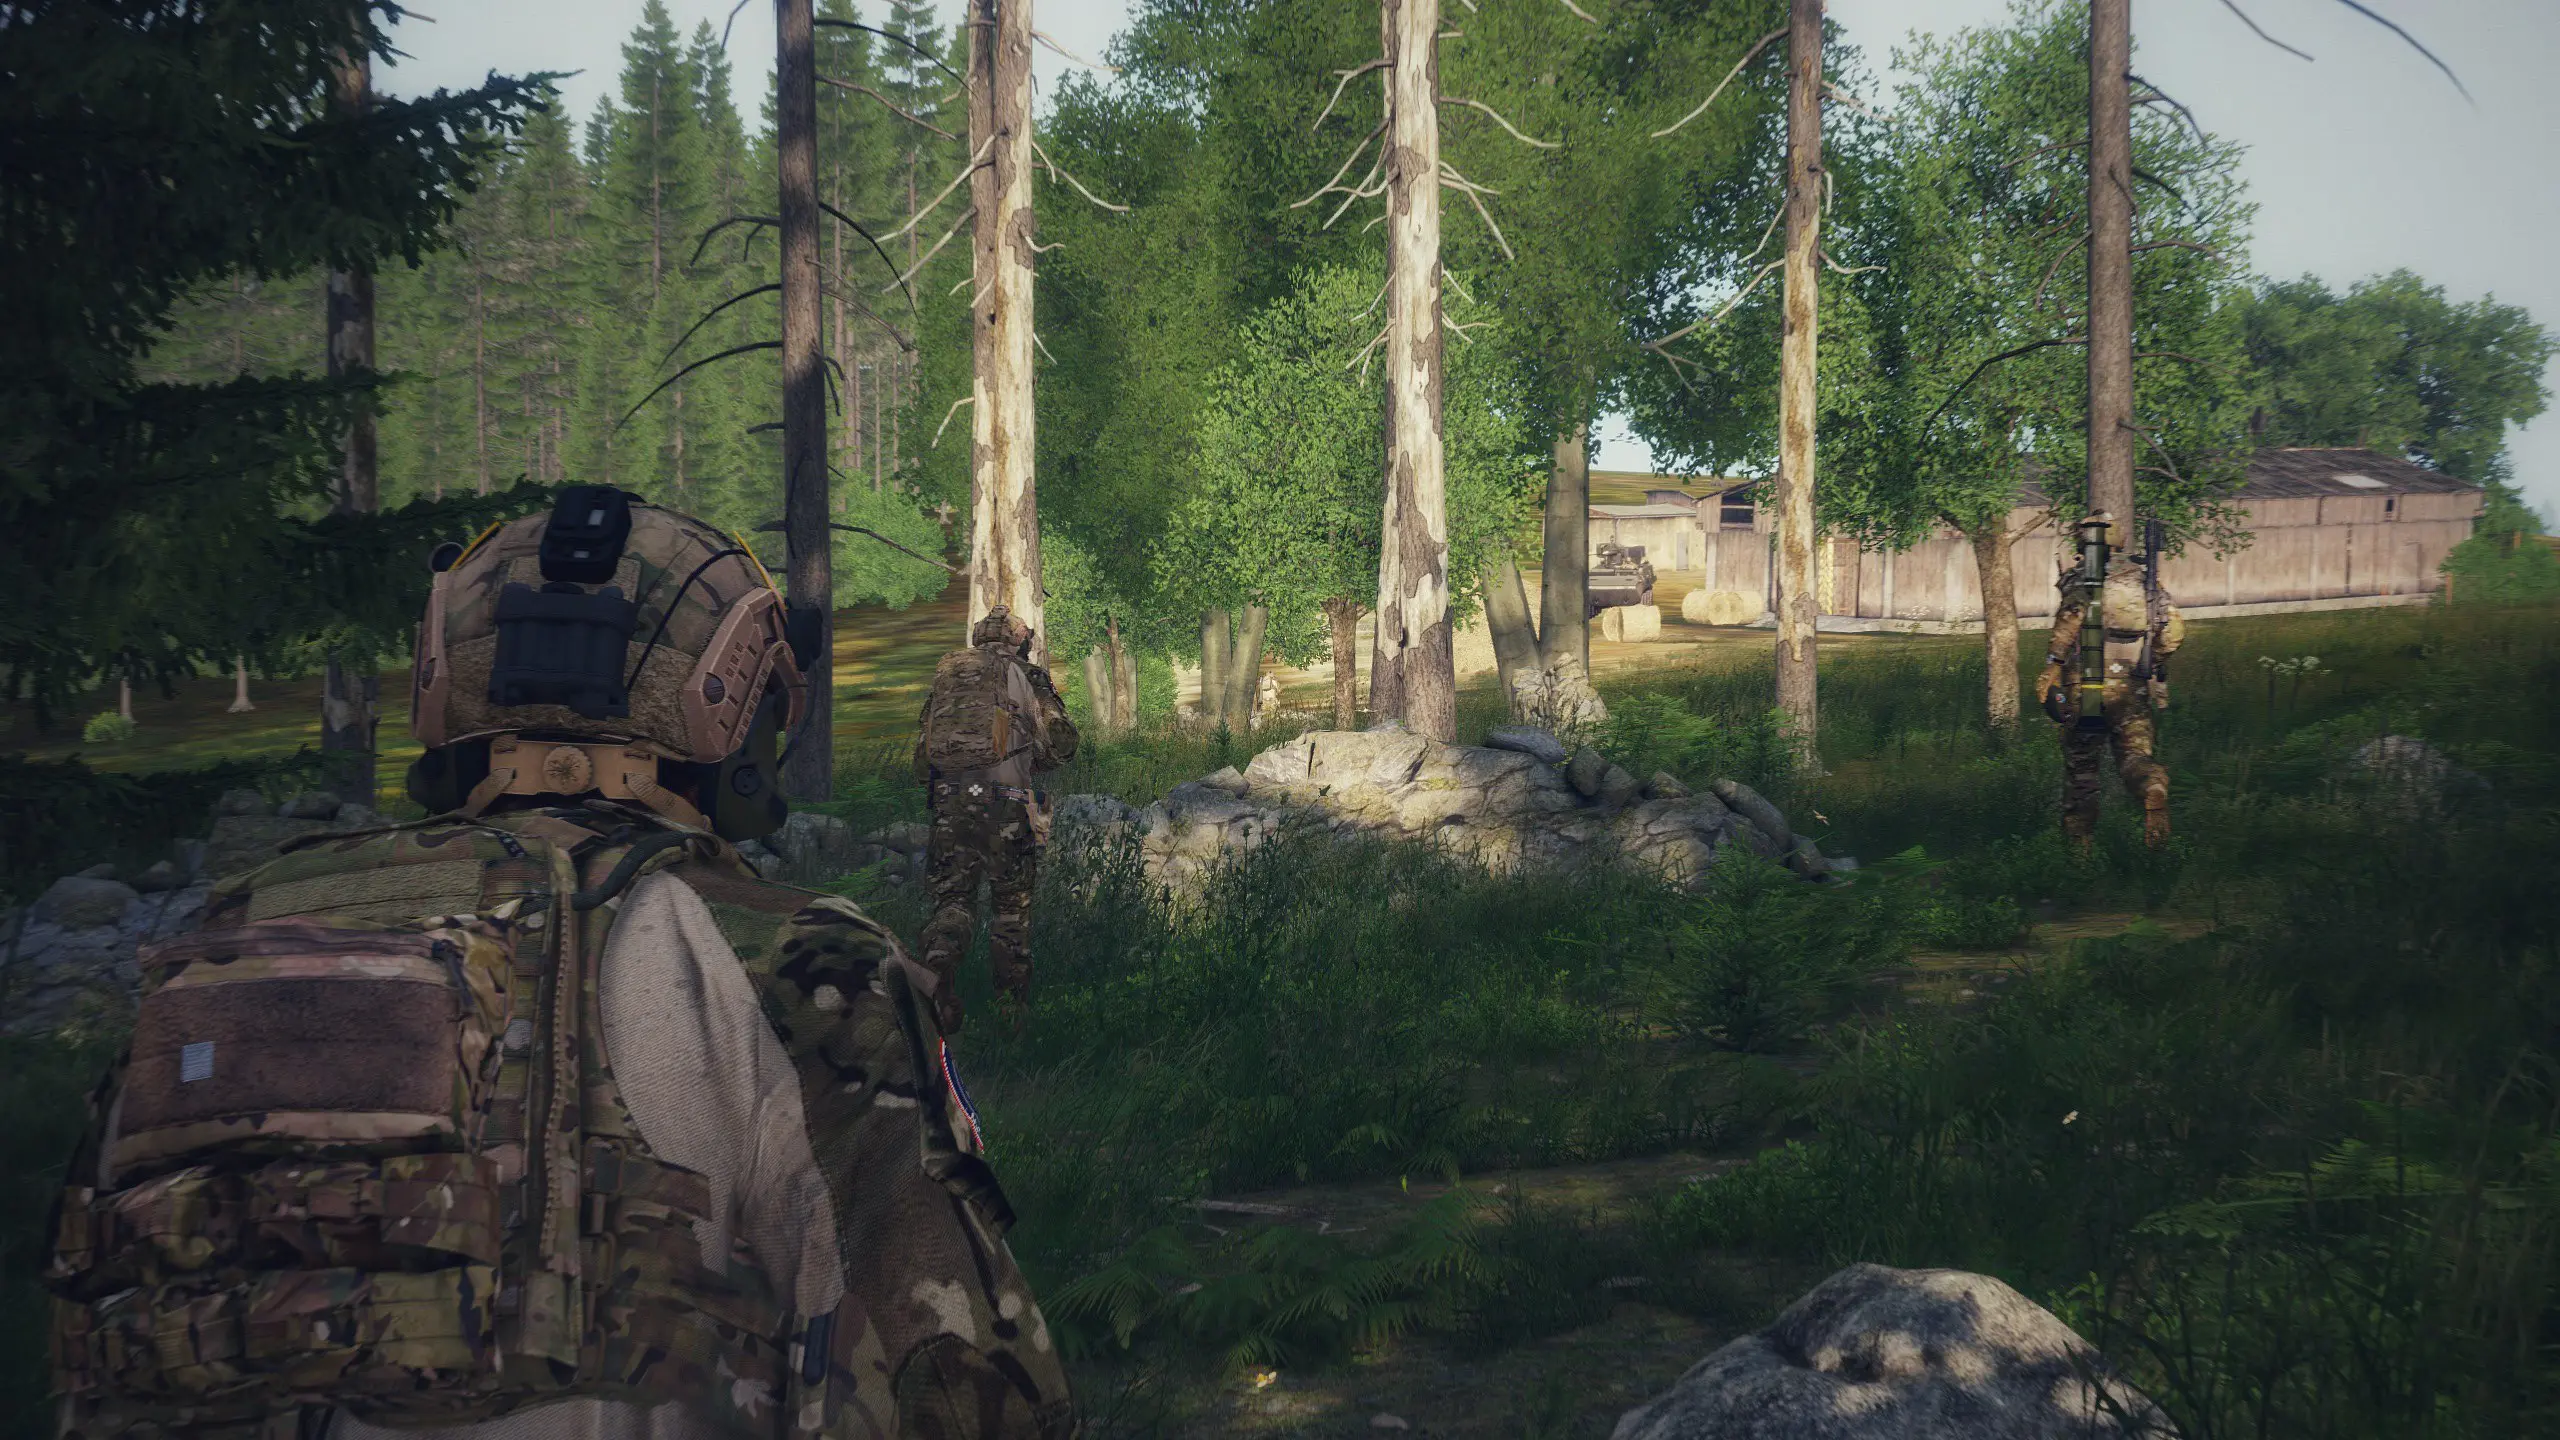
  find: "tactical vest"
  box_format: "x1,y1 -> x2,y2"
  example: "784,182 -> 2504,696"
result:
918,647 -> 1043,778
45,807 -> 876,1438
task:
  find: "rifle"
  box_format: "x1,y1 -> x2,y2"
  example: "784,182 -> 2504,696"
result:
2140,516 -> 2168,701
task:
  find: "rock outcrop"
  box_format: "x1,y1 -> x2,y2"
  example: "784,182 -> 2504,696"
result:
1612,1264 -> 2174,1439
1056,728 -> 1848,894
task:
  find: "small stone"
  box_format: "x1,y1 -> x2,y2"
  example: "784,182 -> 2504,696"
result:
1828,855 -> 1861,873
1199,765 -> 1249,796
130,860 -> 182,894
279,791 -> 343,820
32,876 -> 139,930
1644,771 -> 1691,800
332,805 -> 386,831
1370,1416 -> 1410,1432
1711,778 -> 1794,853
214,788 -> 268,818
1483,725 -> 1569,766
1363,715 -> 1407,734
76,862 -> 119,881
1565,746 -> 1610,799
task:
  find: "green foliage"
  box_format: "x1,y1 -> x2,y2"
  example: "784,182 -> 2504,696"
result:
79,713 -> 137,747
1592,691 -> 1800,798
2442,484 -> 2560,604
0,1 -> 549,724
1646,852 -> 1905,1052
2242,270 -> 2554,485
0,1029 -> 122,1440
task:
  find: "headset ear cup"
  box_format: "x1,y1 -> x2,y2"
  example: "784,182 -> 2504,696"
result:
710,687 -> 790,841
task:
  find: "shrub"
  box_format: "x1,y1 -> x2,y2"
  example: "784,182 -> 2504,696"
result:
78,711 -> 135,746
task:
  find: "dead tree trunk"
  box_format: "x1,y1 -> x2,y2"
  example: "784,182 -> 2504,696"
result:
1370,354 -> 1405,725
1968,522 -> 2023,730
1380,0 -> 1454,742
229,657 -> 255,714
1772,0 -> 1823,767
777,0 -> 835,802
322,41 -> 379,808
1537,421 -> 1591,674
1325,598 -> 1363,730
118,675 -> 134,723
2087,0 -> 2135,541
967,0 -> 1044,662
1109,621 -> 1137,733
1199,609 -> 1231,730
1082,647 -> 1114,736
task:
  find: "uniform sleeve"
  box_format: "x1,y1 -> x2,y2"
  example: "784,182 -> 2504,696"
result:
2037,597 -> 2083,698
1028,666 -> 1079,770
2156,600 -> 2185,657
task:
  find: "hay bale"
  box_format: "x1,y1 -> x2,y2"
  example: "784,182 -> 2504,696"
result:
1598,604 -> 1662,642
1683,588 -> 1762,626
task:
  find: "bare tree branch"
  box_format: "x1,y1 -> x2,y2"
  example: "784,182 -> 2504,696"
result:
1819,249 -> 1881,277
1654,26 -> 1784,138
1033,331 -> 1058,365
693,214 -> 778,269
1322,152 -> 1387,229
754,519 -> 960,574
1436,163 -> 1501,196
2033,231 -> 2090,313
882,206 -> 974,293
1922,336 -> 2089,434
1644,258 -> 1784,352
1556,0 -> 1599,24
2130,238 -> 2228,262
1349,323 -> 1391,383
2001,137 -> 2086,172
818,201 -> 919,314
1820,79 -> 1891,124
2326,0 -> 2470,102
2127,72 -> 2207,143
1445,164 -> 1515,261
930,396 -> 973,448
1292,122 -> 1384,210
1439,95 -> 1560,148
1033,29 -> 1118,73
814,17 -> 970,90
821,283 -> 916,352
1315,59 -> 1388,132
659,283 -> 779,368
1032,138 -> 1131,212
617,342 -> 782,432
819,75 -> 958,139
2216,0 -> 2314,62
876,139 -> 991,246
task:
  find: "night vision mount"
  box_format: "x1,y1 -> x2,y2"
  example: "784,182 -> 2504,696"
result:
486,486 -> 644,721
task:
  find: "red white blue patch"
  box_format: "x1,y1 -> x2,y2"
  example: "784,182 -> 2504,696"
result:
940,1039 -> 986,1153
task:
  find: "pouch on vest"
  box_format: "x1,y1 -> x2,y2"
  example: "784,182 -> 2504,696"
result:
919,647 -> 1039,774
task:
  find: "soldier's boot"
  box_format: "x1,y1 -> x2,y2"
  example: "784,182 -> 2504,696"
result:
2143,794 -> 2172,850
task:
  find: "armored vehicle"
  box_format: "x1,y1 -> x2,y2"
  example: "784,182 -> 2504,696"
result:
1588,541 -> 1658,616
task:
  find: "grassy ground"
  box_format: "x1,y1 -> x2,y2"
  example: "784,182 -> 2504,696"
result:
5,600 -> 2554,1438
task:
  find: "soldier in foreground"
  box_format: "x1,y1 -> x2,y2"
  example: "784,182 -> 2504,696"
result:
2038,513 -> 2185,850
47,489 -> 1074,1439
913,606 -> 1077,1037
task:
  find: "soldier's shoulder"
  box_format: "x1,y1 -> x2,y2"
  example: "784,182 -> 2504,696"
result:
665,860 -> 900,993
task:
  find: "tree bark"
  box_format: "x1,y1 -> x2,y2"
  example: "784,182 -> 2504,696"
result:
471,262 -> 489,496
1536,421 -> 1590,672
1485,550 -> 1539,713
1370,354 -> 1405,725
118,676 -> 133,723
1968,522 -> 2022,730
322,42 -> 379,807
1222,604 -> 1269,730
777,0 -> 835,802
1109,620 -> 1137,733
1381,0 -> 1454,742
2087,0 -> 2135,543
229,657 -> 255,714
967,0 -> 1044,662
1199,610 -> 1231,730
1082,647 -> 1114,738
1773,0 -> 1823,766
1325,598 -> 1363,730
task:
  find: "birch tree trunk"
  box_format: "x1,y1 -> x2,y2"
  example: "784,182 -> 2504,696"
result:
1370,367 -> 1405,725
777,0 -> 835,801
1969,523 -> 2022,730
1484,551 -> 1539,709
1082,647 -> 1114,738
229,657 -> 254,714
1325,599 -> 1363,730
967,0 -> 1045,663
118,676 -> 134,723
1773,0 -> 1823,766
2087,0 -> 2135,542
322,41 -> 379,808
1199,609 -> 1230,730
1537,422 -> 1590,674
1380,0 -> 1454,742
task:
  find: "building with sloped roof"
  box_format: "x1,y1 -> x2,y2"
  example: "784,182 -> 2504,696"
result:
1613,447 -> 2483,631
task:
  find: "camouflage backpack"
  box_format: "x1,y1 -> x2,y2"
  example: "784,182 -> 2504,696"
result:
43,809 -> 901,1439
916,647 -> 1042,777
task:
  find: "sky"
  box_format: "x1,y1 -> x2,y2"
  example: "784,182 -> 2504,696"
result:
381,0 -> 2560,518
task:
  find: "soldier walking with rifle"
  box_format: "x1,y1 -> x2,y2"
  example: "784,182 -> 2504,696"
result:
2038,513 -> 2185,849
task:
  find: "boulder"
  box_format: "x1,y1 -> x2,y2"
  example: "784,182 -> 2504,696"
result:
76,862 -> 119,881
1484,725 -> 1570,766
130,860 -> 183,894
1597,764 -> 1643,809
771,811 -> 855,865
1598,604 -> 1663,643
873,821 -> 932,853
32,876 -> 139,930
1712,778 -> 1794,854
171,839 -> 209,884
733,839 -> 784,879
214,788 -> 269,818
1054,794 -> 1142,838
1684,588 -> 1764,627
1611,1264 -> 2173,1440
1645,771 -> 1692,800
279,791 -> 345,820
1199,766 -> 1250,796
1510,659 -> 1609,736
1565,746 -> 1613,799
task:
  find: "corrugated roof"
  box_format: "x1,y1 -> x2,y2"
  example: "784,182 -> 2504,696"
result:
2016,447 -> 2480,507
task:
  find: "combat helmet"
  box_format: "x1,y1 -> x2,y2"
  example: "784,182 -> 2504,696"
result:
971,603 -> 1033,652
406,486 -> 820,840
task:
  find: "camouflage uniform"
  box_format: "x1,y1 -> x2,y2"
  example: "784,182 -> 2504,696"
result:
913,612 -> 1077,1034
2039,562 -> 2185,849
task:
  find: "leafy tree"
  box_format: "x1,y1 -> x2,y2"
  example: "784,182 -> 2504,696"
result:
2242,270 -> 2553,486
0,0 -> 549,725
